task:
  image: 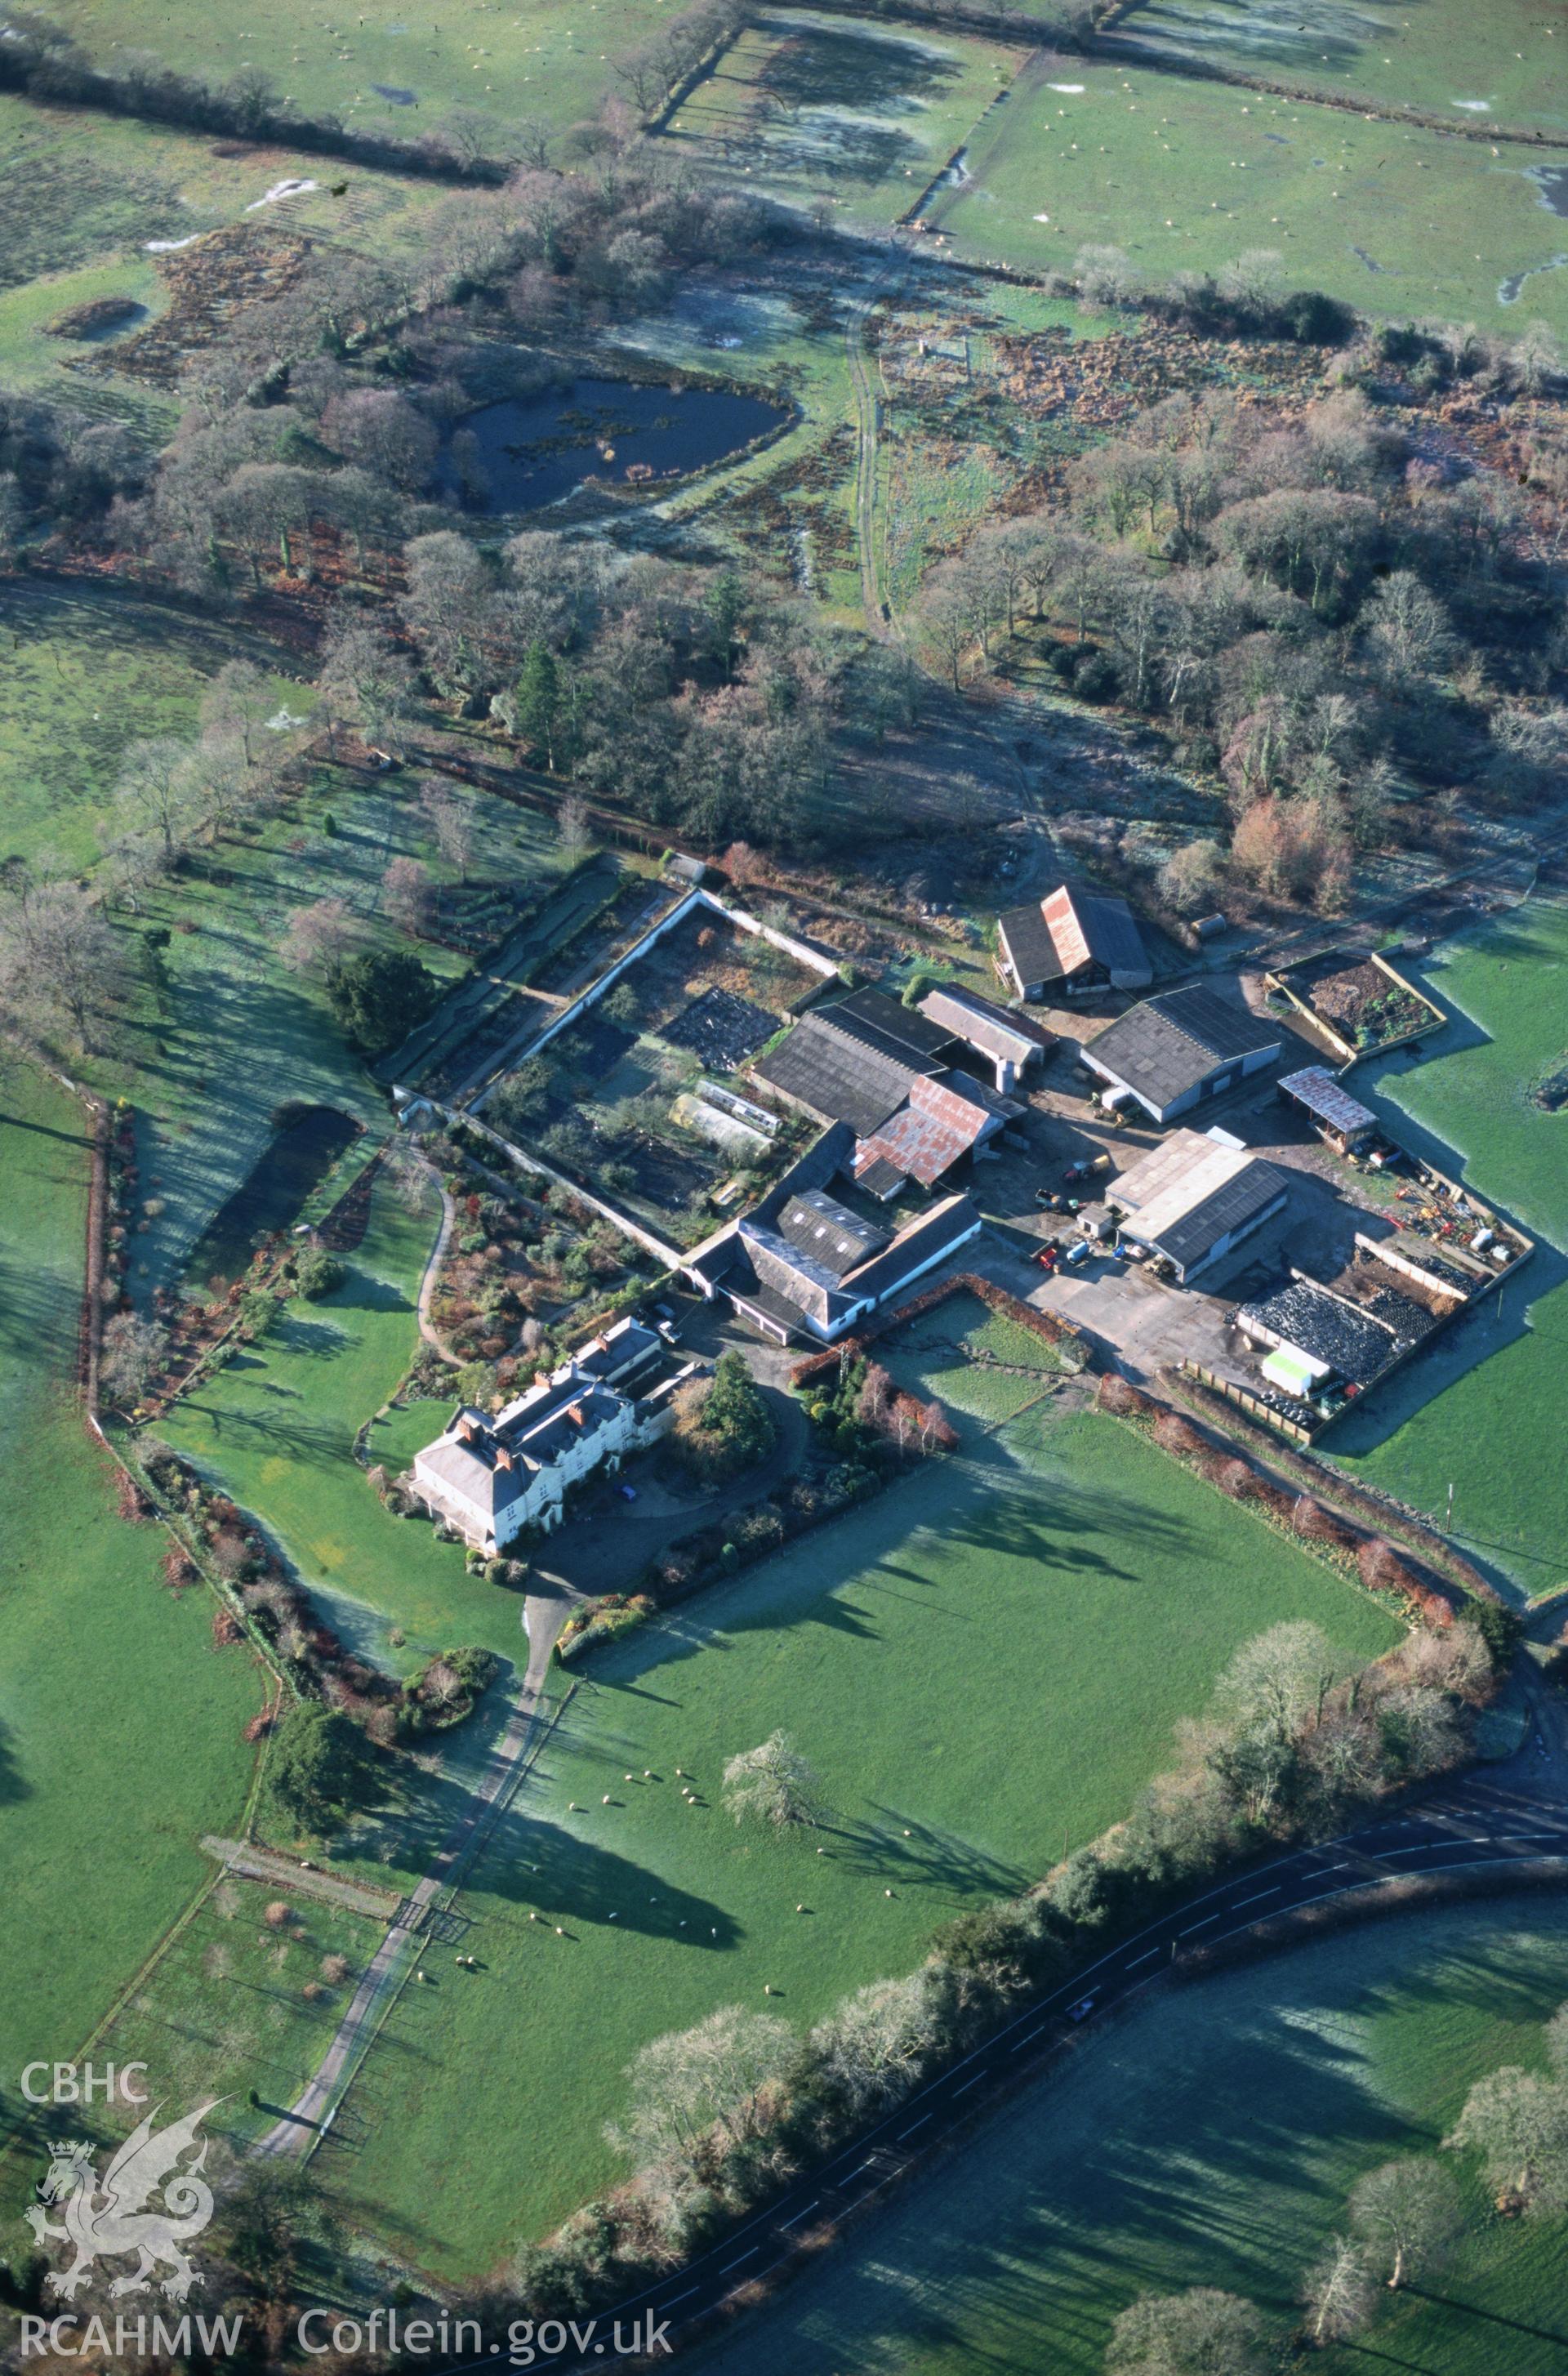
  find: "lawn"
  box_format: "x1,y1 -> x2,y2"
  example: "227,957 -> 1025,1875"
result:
325,1371 -> 1396,2273
929,56 -> 1568,337
1116,0 -> 1568,140
1331,897 -> 1568,1598
685,1892 -> 1568,2376
0,580 -> 298,871
89,1876 -> 388,2159
149,1176 -> 528,1677
35,0 -> 662,154
0,1070 -> 265,2153
664,9 -> 1025,229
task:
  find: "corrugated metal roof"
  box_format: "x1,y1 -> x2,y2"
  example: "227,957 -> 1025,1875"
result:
853,1072 -> 996,1189
1113,1129 -> 1288,1270
1278,1065 -> 1378,1137
1046,885 -> 1151,983
919,983 -> 1055,1063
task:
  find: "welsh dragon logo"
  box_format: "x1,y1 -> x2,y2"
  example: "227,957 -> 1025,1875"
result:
25,2099 -> 220,2304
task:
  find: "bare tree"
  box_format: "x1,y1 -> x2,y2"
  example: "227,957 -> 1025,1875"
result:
382,856 -> 431,938
0,880 -> 130,1052
1107,2287 -> 1270,2376
114,736 -> 202,862
100,1312 -> 171,1406
1348,2158 -> 1463,2291
420,778 -> 475,883
280,897 -> 357,975
1299,2238 -> 1377,2347
1446,2060 -> 1568,2213
199,658 -> 275,769
809,1971 -> 942,2116
557,794 -> 594,867
605,2004 -> 797,2182
722,1731 -> 824,1830
1213,1622 -> 1342,1741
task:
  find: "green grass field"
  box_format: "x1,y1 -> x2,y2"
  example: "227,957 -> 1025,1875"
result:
37,0 -> 660,153
0,581 -> 299,869
1332,898 -> 1568,1599
664,9 -> 1023,228
87,1873 -> 388,2159
0,1070 -> 265,2128
148,1175 -> 525,1677
929,56 -> 1568,336
1117,0 -> 1568,140
327,1362 -> 1396,2273
685,1893 -> 1568,2376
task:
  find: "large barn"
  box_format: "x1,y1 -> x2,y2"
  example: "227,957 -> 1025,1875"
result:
995,884 -> 1152,1002
1080,987 -> 1281,1126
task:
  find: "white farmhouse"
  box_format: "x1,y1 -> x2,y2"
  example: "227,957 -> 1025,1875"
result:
410,1317 -> 694,1554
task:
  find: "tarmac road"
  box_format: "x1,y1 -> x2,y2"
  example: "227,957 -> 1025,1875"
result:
427,1750 -> 1568,2370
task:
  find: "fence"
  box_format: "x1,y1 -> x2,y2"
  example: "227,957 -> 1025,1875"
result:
1180,1360 -> 1316,1445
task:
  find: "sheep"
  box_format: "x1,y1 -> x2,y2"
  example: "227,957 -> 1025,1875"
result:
602,1794 -> 612,1804
884,1888 -> 894,1897
555,1926 -> 565,1936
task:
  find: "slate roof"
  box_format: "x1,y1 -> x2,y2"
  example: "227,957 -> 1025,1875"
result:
840,1192 -> 982,1306
854,1155 -> 909,1201
826,987 -> 951,1067
778,1188 -> 890,1278
918,983 -> 1054,1063
751,1014 -> 915,1137
997,901 -> 1065,988
1085,987 -> 1280,1112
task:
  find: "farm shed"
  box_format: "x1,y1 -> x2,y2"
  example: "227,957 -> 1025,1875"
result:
996,884 -> 1152,1001
917,983 -> 1054,1093
1277,1065 -> 1379,1152
1108,1130 -> 1290,1282
749,992 -> 1009,1197
1082,987 -> 1281,1125
714,1192 -> 983,1344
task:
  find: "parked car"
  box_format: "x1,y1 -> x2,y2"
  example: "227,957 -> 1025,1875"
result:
1036,1242 -> 1059,1271
1066,1993 -> 1099,2023
619,1483 -> 638,1502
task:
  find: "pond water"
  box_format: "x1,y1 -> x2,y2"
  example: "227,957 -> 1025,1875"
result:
434,377 -> 790,514
182,1104 -> 360,1292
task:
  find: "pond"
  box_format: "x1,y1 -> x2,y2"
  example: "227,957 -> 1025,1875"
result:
182,1103 -> 361,1293
434,376 -> 790,514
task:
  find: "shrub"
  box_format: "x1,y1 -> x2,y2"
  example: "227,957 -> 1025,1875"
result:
1098,1374 -> 1153,1420
1152,1411 -> 1205,1458
295,1246 -> 345,1300
1292,1495 -> 1358,1553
